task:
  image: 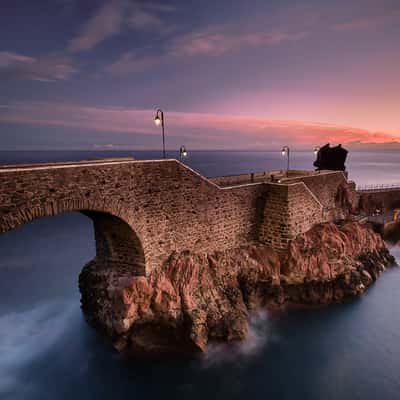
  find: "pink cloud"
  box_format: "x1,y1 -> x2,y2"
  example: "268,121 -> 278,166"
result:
0,101 -> 398,149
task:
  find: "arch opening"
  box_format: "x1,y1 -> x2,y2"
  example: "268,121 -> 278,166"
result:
0,206 -> 146,277
82,211 -> 145,276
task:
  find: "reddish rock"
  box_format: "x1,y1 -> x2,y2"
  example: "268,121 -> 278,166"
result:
79,221 -> 395,355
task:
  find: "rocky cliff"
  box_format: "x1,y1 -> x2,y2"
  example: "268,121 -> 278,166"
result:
79,221 -> 395,355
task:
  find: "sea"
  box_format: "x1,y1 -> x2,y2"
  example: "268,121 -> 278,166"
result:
0,150 -> 400,400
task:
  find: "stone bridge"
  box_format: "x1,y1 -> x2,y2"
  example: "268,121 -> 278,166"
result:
357,185 -> 400,216
0,158 -> 365,275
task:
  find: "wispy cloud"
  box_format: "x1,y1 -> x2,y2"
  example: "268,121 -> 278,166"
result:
106,27 -> 308,76
0,101 -> 397,149
0,51 -> 33,67
68,0 -> 174,53
67,0 -> 125,53
105,51 -> 161,75
333,8 -> 400,31
143,3 -> 176,13
170,29 -> 308,57
0,51 -> 77,82
127,6 -> 175,34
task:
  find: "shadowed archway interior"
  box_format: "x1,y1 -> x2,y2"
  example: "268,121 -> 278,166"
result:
82,211 -> 145,276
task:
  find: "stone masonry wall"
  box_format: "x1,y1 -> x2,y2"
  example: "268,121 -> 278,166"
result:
286,183 -> 325,237
0,160 -> 360,274
358,189 -> 400,214
282,171 -> 349,210
260,182 -> 323,249
0,160 -> 267,274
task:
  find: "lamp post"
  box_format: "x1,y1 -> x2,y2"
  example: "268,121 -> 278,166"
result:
281,146 -> 290,177
313,146 -> 320,173
154,109 -> 166,159
179,145 -> 188,162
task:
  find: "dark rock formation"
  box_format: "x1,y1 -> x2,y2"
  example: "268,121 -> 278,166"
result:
79,221 -> 395,355
314,143 -> 348,171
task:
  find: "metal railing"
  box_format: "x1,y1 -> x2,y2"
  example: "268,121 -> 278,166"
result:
356,183 -> 400,192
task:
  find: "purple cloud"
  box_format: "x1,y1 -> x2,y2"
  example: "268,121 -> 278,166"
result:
106,26 -> 308,76
67,0 -> 125,53
68,0 -> 175,53
170,29 -> 308,57
333,8 -> 400,31
0,51 -> 77,82
105,51 -> 162,75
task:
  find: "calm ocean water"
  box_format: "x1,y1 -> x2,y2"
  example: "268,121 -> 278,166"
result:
1,149 -> 400,185
1,150 -> 400,400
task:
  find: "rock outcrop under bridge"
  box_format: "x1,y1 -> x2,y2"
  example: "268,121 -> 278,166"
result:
79,221 -> 394,354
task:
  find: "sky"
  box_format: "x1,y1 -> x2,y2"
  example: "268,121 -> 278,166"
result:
1,0 -> 400,150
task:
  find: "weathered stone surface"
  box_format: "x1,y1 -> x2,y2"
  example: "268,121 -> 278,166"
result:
79,221 -> 395,355
0,160 -> 356,274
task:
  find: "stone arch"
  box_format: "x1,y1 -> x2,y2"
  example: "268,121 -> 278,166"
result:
0,198 -> 147,276
83,211 -> 145,276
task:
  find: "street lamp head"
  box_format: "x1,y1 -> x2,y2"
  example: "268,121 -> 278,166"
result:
154,108 -> 166,158
281,146 -> 290,177
154,109 -> 163,126
180,145 -> 188,160
281,146 -> 289,156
